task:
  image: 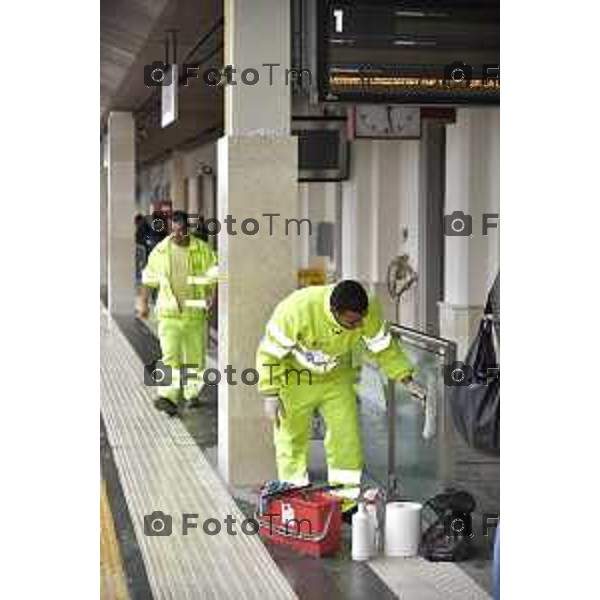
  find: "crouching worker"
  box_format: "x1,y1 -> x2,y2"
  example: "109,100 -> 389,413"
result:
256,280 -> 422,512
138,210 -> 217,416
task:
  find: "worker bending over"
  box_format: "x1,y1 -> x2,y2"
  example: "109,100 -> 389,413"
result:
138,210 -> 217,416
256,280 -> 422,510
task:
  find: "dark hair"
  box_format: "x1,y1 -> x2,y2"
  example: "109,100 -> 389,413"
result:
330,280 -> 369,314
171,210 -> 188,226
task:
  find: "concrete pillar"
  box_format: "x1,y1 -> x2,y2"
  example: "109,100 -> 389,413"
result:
439,108 -> 500,357
187,176 -> 200,217
329,182 -> 343,279
340,140 -> 386,287
170,152 -> 185,210
302,182 -> 338,273
341,139 -> 419,325
307,184 -> 325,265
341,166 -> 358,281
218,0 -> 297,486
107,111 -> 135,316
322,182 -> 341,277
397,140 -> 421,328
100,164 -> 108,292
342,140 -> 379,285
370,141 -> 394,319
368,142 -> 381,286
202,175 -> 214,220
376,143 -> 401,284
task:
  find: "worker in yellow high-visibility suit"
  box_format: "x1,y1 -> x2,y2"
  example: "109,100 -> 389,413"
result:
256,280 -> 425,510
138,210 -> 217,416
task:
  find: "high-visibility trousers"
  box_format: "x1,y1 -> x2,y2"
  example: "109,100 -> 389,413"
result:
274,371 -> 363,501
156,315 -> 206,403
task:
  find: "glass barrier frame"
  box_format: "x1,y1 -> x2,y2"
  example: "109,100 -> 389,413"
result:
385,324 -> 457,499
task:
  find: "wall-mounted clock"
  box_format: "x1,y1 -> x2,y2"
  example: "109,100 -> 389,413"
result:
354,105 -> 421,139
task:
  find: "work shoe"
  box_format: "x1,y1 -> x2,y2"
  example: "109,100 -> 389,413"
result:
185,379 -> 208,408
186,396 -> 202,409
153,397 -> 179,417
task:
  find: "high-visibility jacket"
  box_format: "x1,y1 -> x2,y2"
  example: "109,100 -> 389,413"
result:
256,284 -> 414,395
142,237 -> 217,320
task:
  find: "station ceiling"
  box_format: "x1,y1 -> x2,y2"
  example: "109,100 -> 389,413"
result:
101,0 -> 223,165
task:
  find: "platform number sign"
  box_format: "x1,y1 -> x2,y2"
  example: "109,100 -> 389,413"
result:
333,8 -> 344,33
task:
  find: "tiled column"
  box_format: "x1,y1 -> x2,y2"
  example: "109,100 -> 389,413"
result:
218,0 -> 297,485
107,111 -> 135,316
202,175 -> 214,220
439,107 -> 500,358
187,176 -> 200,217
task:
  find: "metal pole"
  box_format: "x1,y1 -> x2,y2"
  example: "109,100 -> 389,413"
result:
386,378 -> 399,499
438,344 -> 456,488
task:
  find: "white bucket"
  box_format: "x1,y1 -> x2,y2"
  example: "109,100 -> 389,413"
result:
384,501 -> 422,557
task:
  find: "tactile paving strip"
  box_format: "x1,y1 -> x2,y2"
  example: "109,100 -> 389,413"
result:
368,556 -> 491,600
100,305 -> 297,600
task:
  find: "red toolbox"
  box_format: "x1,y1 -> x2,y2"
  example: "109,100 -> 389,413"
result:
258,488 -> 343,557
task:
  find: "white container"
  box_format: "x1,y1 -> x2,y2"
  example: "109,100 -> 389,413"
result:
384,501 -> 422,557
352,503 -> 375,561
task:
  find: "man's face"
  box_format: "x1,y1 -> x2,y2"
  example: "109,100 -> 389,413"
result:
334,309 -> 364,330
171,219 -> 188,243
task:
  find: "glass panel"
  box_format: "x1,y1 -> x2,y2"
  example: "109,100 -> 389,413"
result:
358,336 -> 447,503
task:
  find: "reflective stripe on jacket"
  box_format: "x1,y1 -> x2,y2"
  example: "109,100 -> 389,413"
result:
142,237 -> 217,320
256,284 -> 414,395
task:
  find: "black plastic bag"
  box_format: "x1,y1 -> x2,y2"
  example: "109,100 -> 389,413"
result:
419,489 -> 477,562
449,306 -> 500,455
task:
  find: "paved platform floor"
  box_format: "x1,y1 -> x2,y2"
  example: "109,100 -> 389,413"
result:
101,302 -> 493,599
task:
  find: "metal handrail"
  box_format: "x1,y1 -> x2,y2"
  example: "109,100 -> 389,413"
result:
389,323 -> 456,355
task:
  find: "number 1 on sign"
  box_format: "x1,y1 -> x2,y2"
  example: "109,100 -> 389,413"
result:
333,8 -> 344,33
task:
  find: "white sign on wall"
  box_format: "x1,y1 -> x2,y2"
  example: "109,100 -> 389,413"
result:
161,64 -> 178,128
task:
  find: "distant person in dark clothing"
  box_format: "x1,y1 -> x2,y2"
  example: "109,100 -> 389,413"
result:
135,214 -> 147,245
143,211 -> 169,251
135,214 -> 151,282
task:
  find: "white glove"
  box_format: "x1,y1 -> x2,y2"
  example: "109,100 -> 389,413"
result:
263,395 -> 284,427
404,379 -> 427,406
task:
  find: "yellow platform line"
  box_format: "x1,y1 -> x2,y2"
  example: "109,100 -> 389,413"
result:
100,480 -> 130,600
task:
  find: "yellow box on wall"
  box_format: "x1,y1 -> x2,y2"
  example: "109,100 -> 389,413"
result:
298,268 -> 326,288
